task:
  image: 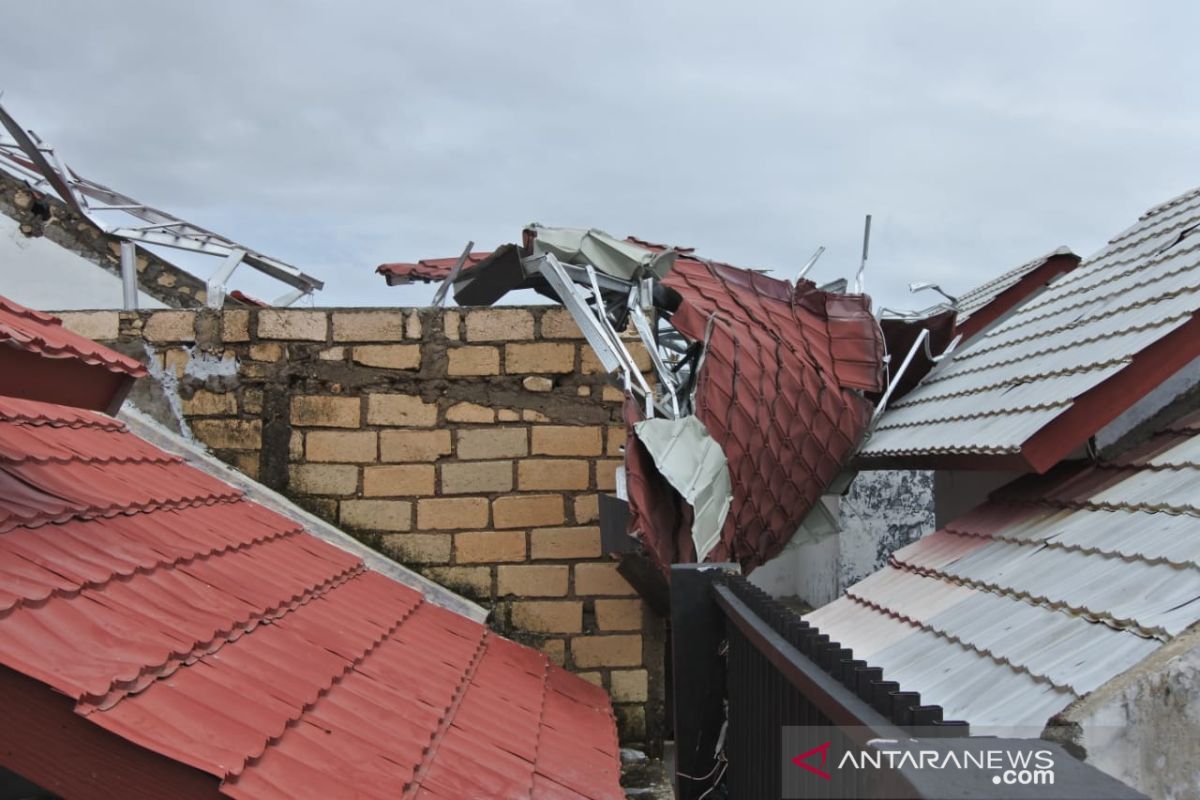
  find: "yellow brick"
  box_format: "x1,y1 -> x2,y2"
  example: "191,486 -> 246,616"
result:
596,599 -> 645,631
596,459 -> 622,491
425,566 -> 492,598
601,385 -> 624,403
405,311 -> 423,339
289,464 -> 358,495
305,430 -> 378,463
351,344 -> 421,370
577,671 -> 604,688
332,310 -> 404,341
441,461 -> 513,494
257,309 -> 327,341
522,376 -> 555,393
447,346 -> 500,376
465,308 -> 534,341
530,526 -> 602,559
291,395 -> 360,428
455,530 -> 526,563
497,565 -> 569,597
540,308 -> 583,339
143,310 -> 196,343
457,428 -> 527,460
609,669 -> 649,702
221,309 -> 250,342
493,495 -> 564,529
181,389 -> 237,416
318,347 -> 345,361
367,394 -> 437,427
362,465 -> 435,496
539,638 -> 566,666
532,426 -> 603,456
442,310 -> 461,341
231,452 -> 259,480
380,429 -> 452,462
511,600 -> 582,634
574,495 -> 599,524
575,563 -> 637,596
518,460 -> 590,491
56,311 -> 118,340
616,705 -> 647,740
191,419 -> 260,450
417,497 -> 489,530
445,402 -> 494,423
522,409 -> 551,422
248,343 -> 283,362
606,425 -> 626,455
505,343 -> 575,374
381,532 -> 451,563
497,409 -> 520,422
581,342 -> 652,374
572,635 -> 643,668
242,388 -> 263,415
339,499 -> 412,531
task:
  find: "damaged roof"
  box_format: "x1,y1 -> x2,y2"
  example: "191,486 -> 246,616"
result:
0,299 -> 623,800
860,187 -> 1200,472
810,410 -> 1200,729
952,247 -> 1080,341
377,252 -> 493,285
381,227 -> 886,573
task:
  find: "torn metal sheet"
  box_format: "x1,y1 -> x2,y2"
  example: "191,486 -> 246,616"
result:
528,225 -> 677,280
633,416 -> 732,562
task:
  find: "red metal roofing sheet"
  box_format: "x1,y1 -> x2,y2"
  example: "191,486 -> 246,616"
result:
645,255 -> 884,571
0,294 -> 146,377
376,252 -> 493,284
0,397 -> 623,799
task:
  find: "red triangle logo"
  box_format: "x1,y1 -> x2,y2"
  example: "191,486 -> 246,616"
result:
791,741 -> 832,781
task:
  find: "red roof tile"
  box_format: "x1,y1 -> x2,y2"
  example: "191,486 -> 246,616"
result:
0,398 -> 623,799
376,252 -> 493,285
0,295 -> 145,377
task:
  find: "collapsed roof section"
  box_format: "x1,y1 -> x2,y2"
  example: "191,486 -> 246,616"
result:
859,186 -> 1200,472
0,100 -> 324,309
387,225 -> 895,573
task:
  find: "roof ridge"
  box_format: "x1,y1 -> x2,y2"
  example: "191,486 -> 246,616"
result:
842,591 -> 1078,695
78,557 -> 362,714
1001,237 -> 1200,323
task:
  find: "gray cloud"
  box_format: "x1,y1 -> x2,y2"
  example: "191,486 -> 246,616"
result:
3,1 -> 1198,308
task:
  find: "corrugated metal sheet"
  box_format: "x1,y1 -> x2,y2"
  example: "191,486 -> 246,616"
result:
0,295 -> 146,377
0,397 -> 623,799
808,428 -> 1200,729
861,187 -> 1200,464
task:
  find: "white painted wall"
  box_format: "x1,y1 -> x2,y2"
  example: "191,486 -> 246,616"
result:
0,215 -> 163,310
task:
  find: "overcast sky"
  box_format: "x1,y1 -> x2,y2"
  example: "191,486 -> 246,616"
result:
3,2 -> 1198,309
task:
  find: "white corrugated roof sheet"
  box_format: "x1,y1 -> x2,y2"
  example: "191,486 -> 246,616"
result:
862,186 -> 1200,462
808,414 -> 1200,729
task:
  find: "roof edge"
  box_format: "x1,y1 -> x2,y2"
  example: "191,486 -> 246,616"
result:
956,251 -> 1082,342
118,405 -> 489,623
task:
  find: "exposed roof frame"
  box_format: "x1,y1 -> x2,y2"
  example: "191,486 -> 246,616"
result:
0,101 -> 323,308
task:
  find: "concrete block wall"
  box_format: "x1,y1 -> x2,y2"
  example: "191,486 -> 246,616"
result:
59,305 -> 665,745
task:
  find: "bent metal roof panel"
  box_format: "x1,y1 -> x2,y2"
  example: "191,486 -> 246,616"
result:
0,299 -> 623,800
809,410 -> 1200,729
859,186 -> 1200,472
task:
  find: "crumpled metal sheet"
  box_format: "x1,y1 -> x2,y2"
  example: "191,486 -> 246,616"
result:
528,225 -> 676,280
632,415 -> 732,562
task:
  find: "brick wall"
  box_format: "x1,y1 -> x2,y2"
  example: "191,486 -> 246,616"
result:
59,305 -> 664,745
